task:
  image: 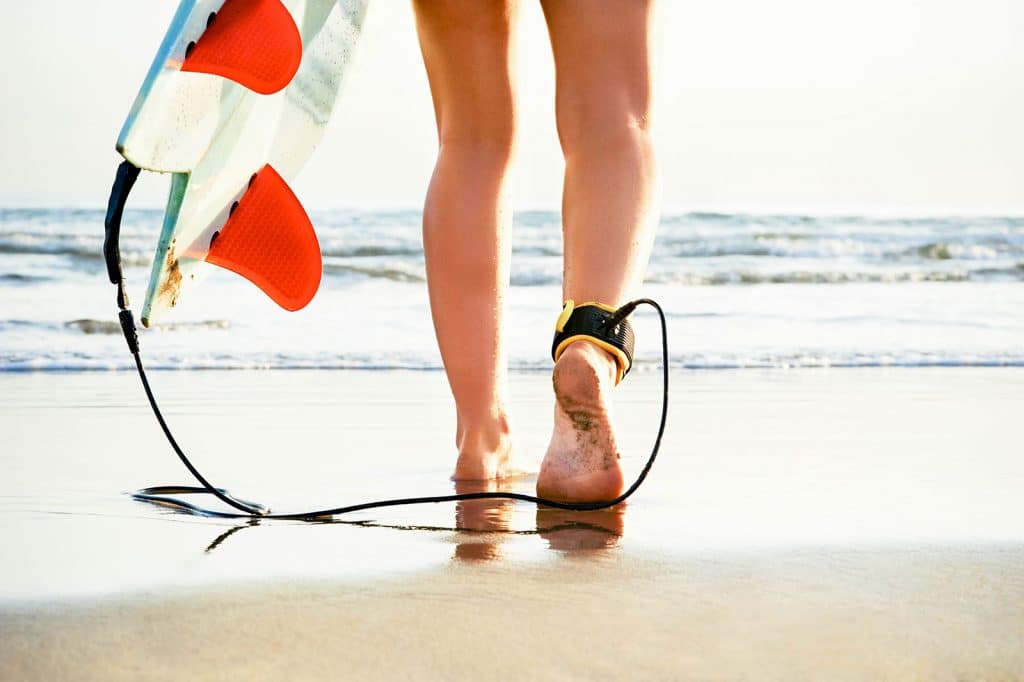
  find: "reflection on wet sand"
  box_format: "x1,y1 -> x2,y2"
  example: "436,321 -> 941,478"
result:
204,519 -> 260,554
451,480 -> 625,562
192,482 -> 626,561
535,506 -> 625,552
451,481 -> 516,563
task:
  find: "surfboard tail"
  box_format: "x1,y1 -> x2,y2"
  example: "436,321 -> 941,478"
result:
121,0 -> 370,325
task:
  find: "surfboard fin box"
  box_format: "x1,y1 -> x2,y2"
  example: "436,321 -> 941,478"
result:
181,0 -> 302,95
205,164 -> 321,312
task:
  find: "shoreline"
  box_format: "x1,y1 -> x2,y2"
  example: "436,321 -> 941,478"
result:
4,361 -> 1024,372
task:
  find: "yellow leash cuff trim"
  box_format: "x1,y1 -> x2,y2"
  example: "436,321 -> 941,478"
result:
553,335 -> 630,385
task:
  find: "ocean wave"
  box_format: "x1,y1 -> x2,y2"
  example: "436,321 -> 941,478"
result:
652,236 -> 1023,261
323,261 -> 426,283
908,241 -> 1013,261
643,268 -> 1024,285
659,212 -> 1024,230
63,319 -> 230,335
4,209 -> 1024,289
0,238 -> 153,266
0,319 -> 232,335
320,244 -> 424,258
0,273 -> 51,284
3,353 -> 1023,373
60,260 -> 1018,286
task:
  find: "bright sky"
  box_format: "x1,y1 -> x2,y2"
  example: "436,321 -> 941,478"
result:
0,0 -> 1022,213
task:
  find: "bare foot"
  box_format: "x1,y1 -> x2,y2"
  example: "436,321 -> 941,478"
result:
451,413 -> 519,481
537,340 -> 625,502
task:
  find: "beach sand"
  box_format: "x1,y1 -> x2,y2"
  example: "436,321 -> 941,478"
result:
1,368 -> 1023,680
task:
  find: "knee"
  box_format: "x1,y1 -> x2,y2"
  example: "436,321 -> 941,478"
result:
437,111 -> 517,166
555,94 -> 652,157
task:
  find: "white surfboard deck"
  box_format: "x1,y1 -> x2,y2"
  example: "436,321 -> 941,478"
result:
116,0 -> 369,326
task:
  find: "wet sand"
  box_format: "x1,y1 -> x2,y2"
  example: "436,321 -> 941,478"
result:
1,368 -> 1023,679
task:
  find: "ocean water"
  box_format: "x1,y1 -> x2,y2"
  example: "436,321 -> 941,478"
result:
1,207 -> 1022,371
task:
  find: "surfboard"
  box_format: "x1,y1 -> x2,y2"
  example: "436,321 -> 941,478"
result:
115,0 -> 369,326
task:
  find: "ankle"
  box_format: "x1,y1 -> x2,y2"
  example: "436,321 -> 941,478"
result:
453,412 -> 514,481
456,410 -> 511,459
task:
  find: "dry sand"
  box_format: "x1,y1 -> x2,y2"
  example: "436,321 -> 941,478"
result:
3,548 -> 1023,681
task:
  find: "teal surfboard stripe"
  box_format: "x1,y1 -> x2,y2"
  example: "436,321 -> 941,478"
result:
116,0 -> 201,157
142,172 -> 190,327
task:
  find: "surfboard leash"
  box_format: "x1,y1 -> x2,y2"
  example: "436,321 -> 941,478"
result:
104,161 -> 670,520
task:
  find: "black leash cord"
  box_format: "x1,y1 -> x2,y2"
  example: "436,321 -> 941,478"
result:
105,161 -> 669,520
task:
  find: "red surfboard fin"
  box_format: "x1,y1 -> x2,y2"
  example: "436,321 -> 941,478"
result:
181,0 -> 302,95
206,165 -> 322,311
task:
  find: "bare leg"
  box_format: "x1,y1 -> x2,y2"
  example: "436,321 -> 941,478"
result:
537,0 -> 659,501
412,0 -> 520,480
